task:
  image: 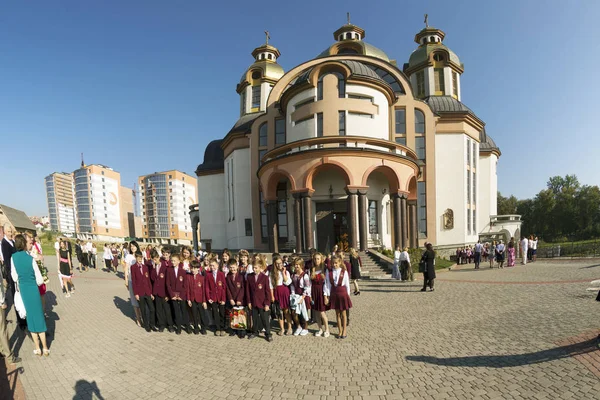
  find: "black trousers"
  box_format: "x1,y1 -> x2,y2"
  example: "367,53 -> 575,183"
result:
104,259 -> 112,270
190,301 -> 208,330
474,252 -> 481,268
138,295 -> 156,330
155,296 -> 173,329
171,300 -> 189,328
209,302 -> 225,331
422,272 -> 434,289
252,308 -> 271,336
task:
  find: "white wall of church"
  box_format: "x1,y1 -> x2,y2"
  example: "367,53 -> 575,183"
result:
225,149 -> 254,249
478,153 -> 498,234
345,84 -> 389,141
434,134 -> 468,246
197,173 -> 226,250
286,88 -> 316,143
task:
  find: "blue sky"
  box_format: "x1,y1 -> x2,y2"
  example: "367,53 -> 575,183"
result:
1,0 -> 598,216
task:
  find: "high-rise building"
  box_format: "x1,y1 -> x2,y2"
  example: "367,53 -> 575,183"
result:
44,172 -> 76,234
139,170 -> 197,245
72,164 -> 134,241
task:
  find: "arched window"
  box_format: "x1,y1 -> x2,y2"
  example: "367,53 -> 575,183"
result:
317,72 -> 345,100
338,47 -> 359,55
415,109 -> 425,134
259,123 -> 268,147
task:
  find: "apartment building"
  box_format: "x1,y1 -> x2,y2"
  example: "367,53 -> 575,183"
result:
44,172 -> 77,234
72,164 -> 134,241
139,170 -> 197,245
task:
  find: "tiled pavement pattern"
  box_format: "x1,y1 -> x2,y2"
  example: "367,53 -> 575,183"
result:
2,258 -> 600,399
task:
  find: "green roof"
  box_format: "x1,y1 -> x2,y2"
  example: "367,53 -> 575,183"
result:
408,44 -> 462,68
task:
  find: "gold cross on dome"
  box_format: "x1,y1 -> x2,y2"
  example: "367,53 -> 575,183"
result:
424,14 -> 429,27
264,30 -> 270,45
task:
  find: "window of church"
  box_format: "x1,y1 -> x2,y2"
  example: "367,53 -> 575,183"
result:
395,137 -> 407,146
415,137 -> 426,160
317,72 -> 345,100
416,71 -> 425,97
252,86 -> 261,109
415,109 -> 425,134
348,94 -> 373,101
240,88 -> 246,114
259,123 -> 268,147
452,72 -> 458,98
395,109 -> 406,134
339,111 -> 346,136
368,200 -> 378,234
317,113 -> 323,137
417,182 -> 427,237
259,149 -> 267,165
260,192 -> 267,241
434,68 -> 445,95
338,47 -> 359,54
433,53 -> 445,62
275,119 -> 286,145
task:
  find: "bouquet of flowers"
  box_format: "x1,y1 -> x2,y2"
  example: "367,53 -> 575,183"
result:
37,259 -> 50,284
230,307 -> 247,330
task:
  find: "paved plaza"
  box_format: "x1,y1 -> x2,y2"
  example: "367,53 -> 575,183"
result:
2,257 -> 600,399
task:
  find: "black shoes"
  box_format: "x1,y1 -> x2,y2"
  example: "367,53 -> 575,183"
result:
420,288 -> 427,292
145,327 -> 151,333
200,329 -> 207,335
267,335 -> 273,342
167,327 -> 174,333
175,329 -> 181,335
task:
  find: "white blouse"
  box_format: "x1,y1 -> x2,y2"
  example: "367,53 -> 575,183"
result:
400,251 -> 410,263
11,256 -> 44,287
103,247 -> 112,260
274,270 -> 292,287
324,268 -> 350,296
290,273 -> 311,297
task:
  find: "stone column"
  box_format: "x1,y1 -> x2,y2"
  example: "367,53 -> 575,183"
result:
400,194 -> 408,249
293,194 -> 303,253
191,217 -> 199,254
392,193 -> 402,249
357,190 -> 368,251
345,188 -> 358,249
266,200 -> 279,253
408,201 -> 418,248
302,194 -> 314,251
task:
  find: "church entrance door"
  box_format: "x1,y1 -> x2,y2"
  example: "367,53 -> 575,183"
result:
316,201 -> 348,253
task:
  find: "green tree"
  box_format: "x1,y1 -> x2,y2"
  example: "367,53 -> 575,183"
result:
497,192 -> 518,215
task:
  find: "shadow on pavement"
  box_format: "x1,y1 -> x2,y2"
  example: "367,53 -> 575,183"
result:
73,379 -> 105,400
406,337 -> 599,368
44,291 -> 60,347
580,264 -> 600,269
113,296 -> 136,321
0,360 -> 25,400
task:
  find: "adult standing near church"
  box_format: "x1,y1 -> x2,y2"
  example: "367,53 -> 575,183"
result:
532,236 -> 538,262
11,234 -> 49,356
496,240 -> 506,268
520,236 -> 528,265
420,243 -> 436,292
474,240 -> 483,269
1,225 -> 16,296
0,257 -> 21,365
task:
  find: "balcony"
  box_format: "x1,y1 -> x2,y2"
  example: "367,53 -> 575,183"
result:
490,215 -> 521,223
260,136 -> 419,165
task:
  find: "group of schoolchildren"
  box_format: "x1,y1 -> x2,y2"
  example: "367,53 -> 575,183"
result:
127,244 -> 355,342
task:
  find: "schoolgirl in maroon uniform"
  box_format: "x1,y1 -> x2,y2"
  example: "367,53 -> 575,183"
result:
186,260 -> 207,335
149,250 -> 174,332
131,253 -> 157,332
247,258 -> 273,342
310,252 -> 330,338
226,259 -> 245,338
271,256 -> 293,335
243,250 -> 256,333
290,258 -> 311,336
238,249 -> 250,277
325,255 -> 352,339
221,249 -> 232,275
205,257 -> 227,336
166,254 -> 190,335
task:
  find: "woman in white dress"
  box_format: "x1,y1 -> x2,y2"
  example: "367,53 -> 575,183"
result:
392,245 -> 401,280
123,241 -> 142,327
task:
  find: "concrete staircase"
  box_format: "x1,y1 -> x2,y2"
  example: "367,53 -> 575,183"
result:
359,251 -> 392,280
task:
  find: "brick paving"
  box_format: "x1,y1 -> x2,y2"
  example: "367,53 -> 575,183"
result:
2,258 -> 600,399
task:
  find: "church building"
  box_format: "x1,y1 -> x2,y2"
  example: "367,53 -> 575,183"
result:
195,19 -> 502,253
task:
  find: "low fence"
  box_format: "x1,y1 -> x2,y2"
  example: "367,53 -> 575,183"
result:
537,240 -> 600,259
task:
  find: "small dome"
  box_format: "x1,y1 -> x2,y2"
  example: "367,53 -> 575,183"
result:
240,61 -> 285,84
317,41 -> 390,62
423,96 -> 473,115
479,128 -> 501,155
407,43 -> 462,69
196,139 -> 224,175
